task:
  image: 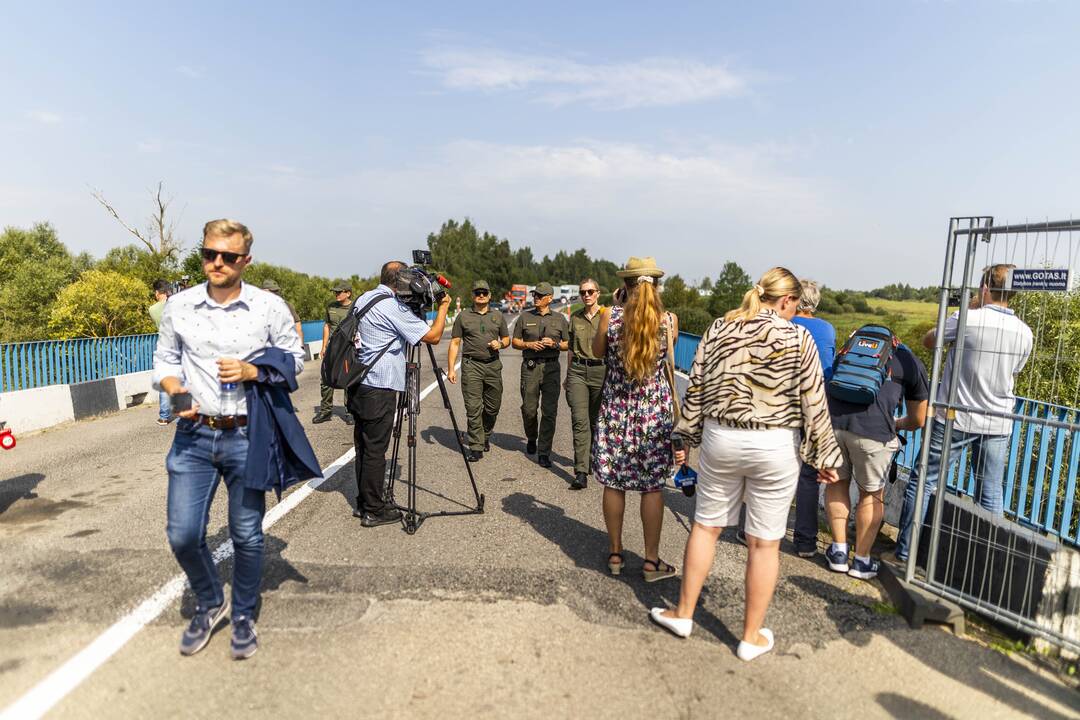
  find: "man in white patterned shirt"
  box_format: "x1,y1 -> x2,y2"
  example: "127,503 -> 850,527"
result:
348,260 -> 451,527
153,219 -> 302,660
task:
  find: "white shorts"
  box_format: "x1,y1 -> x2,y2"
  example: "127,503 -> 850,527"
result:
694,420 -> 800,541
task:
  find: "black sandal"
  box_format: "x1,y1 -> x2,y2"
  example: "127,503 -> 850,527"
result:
607,552 -> 625,576
643,558 -> 677,583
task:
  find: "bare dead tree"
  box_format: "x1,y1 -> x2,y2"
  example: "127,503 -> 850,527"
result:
91,181 -> 183,259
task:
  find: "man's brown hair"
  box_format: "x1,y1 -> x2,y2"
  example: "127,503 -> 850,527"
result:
203,219 -> 254,253
981,263 -> 1016,303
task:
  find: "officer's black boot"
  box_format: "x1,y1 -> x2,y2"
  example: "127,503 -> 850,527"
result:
571,472 -> 588,490
526,439 -> 537,455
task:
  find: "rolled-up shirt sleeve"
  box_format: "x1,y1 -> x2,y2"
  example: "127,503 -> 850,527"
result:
152,303 -> 183,392
390,303 -> 431,346
267,296 -> 305,374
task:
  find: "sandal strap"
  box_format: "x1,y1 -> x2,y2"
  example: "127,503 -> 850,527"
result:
608,552 -> 624,562
644,558 -> 671,572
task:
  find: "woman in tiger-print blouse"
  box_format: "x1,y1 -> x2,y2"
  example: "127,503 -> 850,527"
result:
650,267 -> 842,662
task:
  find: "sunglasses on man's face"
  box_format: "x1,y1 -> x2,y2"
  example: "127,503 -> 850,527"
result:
473,290 -> 490,297
579,289 -> 597,296
199,247 -> 247,265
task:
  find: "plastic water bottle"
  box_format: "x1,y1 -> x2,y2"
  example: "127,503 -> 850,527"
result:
220,382 -> 240,417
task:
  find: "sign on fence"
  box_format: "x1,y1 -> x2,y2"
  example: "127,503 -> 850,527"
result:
1006,268 -> 1072,292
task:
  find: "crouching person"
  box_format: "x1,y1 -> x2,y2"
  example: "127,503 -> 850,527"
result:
154,219 -> 320,660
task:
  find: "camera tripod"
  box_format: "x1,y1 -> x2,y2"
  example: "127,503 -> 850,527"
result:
384,342 -> 485,534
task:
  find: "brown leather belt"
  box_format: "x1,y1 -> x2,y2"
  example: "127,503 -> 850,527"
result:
194,414 -> 248,430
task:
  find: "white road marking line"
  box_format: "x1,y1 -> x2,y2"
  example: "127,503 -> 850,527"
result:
0,365 -> 458,720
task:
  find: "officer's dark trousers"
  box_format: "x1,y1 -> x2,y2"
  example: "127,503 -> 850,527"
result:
565,362 -> 605,474
318,382 -> 336,416
520,359 -> 561,455
462,357 -> 503,451
347,384 -> 397,515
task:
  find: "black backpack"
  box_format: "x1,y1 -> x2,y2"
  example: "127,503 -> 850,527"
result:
320,293 -> 394,390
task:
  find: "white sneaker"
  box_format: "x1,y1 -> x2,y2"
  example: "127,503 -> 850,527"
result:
737,628 -> 774,662
649,607 -> 693,638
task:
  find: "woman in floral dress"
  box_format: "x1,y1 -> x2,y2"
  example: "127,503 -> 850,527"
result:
592,257 -> 679,582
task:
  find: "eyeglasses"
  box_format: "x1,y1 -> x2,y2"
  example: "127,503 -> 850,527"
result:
473,290 -> 490,297
199,247 -> 247,264
579,289 -> 597,296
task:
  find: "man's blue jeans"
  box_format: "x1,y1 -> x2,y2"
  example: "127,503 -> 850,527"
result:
158,391 -> 172,421
895,419 -> 1008,560
165,419 -> 265,618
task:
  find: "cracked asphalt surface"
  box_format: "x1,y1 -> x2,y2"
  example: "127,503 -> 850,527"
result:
2,320 -> 1078,719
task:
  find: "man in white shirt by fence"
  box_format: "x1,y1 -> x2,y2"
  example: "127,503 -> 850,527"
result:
895,263 -> 1033,561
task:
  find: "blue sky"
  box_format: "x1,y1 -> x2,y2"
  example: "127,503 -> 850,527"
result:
3,1 -> 1079,289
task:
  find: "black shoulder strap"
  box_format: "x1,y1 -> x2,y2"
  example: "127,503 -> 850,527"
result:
354,292 -> 392,319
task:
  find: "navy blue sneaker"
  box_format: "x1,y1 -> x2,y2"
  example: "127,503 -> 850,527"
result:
230,615 -> 258,660
179,599 -> 230,656
848,556 -> 880,580
825,545 -> 849,573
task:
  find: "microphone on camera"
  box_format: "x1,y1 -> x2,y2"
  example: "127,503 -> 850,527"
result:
437,275 -> 452,289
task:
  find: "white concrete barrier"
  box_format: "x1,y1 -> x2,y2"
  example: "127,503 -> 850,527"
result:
112,370 -> 157,409
0,384 -> 76,434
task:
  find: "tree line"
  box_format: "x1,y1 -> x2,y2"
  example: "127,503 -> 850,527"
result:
0,222 -> 379,342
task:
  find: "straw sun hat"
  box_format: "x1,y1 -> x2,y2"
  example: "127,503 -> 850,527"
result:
615,256 -> 665,279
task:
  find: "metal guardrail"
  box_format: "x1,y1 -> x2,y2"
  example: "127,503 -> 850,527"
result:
673,331 -> 1080,548
1,335 -> 159,392
2,321 -> 327,393
300,320 -> 323,344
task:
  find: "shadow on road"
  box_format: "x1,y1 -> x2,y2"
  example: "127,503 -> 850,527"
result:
0,473 -> 46,515
179,532 -> 308,623
502,491 -> 739,648
792,575 -> 1078,720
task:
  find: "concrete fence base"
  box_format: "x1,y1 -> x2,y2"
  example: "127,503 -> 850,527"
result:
0,370 -> 157,434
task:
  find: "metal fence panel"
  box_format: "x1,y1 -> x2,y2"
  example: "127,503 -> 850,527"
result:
0,334 -> 160,392
906,216 -> 1080,654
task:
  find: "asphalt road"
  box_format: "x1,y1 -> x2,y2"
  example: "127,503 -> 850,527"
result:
1,320 -> 1077,719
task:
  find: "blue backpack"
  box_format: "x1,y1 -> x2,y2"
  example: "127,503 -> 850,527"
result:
828,325 -> 897,404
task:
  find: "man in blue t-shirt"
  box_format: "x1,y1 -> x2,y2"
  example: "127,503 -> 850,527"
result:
824,336 -> 928,579
789,281 -> 837,556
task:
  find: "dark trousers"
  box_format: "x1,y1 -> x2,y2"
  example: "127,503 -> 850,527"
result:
347,384 -> 398,515
792,462 -> 821,549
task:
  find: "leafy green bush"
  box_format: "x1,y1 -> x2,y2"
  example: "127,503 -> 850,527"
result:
670,306 -> 713,335
48,270 -> 154,338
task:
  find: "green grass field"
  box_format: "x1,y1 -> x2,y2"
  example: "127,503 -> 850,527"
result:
818,298 -> 939,365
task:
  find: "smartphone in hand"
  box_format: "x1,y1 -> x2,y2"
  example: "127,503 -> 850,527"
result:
170,393 -> 193,413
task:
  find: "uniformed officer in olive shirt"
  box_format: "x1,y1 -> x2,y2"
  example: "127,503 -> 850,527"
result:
313,283 -> 353,424
512,282 -> 569,468
565,278 -> 606,489
447,280 -> 510,461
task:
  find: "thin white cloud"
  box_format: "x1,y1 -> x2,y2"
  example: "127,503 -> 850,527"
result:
137,139 -> 162,153
26,110 -> 62,125
296,139 -> 834,281
422,48 -> 746,108
176,65 -> 202,79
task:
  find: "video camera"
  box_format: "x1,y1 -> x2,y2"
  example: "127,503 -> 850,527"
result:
396,250 -> 451,317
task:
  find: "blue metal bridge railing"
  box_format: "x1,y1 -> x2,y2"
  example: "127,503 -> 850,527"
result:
1,335 -> 159,393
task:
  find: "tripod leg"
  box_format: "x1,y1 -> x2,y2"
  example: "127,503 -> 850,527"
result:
402,344 -> 422,533
427,343 -> 485,511
384,394 -> 407,504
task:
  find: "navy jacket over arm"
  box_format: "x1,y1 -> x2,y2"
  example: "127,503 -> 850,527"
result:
244,348 -> 322,496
